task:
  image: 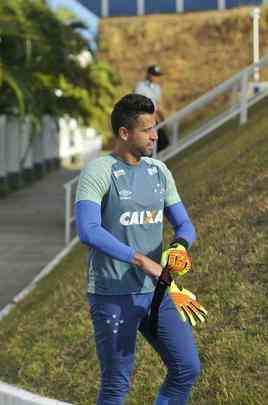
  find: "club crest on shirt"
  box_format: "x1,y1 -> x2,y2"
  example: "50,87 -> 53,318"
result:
147,167 -> 157,176
120,209 -> 163,225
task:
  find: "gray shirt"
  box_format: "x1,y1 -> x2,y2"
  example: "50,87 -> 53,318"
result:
76,154 -> 180,294
134,80 -> 161,109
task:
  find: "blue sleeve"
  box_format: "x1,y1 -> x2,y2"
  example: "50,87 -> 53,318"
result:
164,202 -> 196,249
75,200 -> 135,263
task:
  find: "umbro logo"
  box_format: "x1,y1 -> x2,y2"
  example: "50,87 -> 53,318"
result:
119,189 -> 132,200
113,169 -> 125,178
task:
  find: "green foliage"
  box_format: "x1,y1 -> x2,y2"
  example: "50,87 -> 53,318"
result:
0,0 -> 117,141
0,64 -> 25,114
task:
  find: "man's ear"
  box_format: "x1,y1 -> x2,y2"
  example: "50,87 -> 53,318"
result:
118,126 -> 129,141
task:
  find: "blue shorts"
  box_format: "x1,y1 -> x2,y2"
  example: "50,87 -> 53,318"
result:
89,292 -> 200,405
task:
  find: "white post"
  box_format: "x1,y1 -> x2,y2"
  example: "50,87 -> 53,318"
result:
33,127 -> 46,178
137,0 -> 145,16
218,0 -> 226,11
0,116 -> 6,179
240,71 -> 249,126
42,115 -> 55,170
176,0 -> 184,13
20,116 -> 33,183
51,117 -> 60,168
101,0 -> 109,17
251,7 -> 260,83
0,116 -> 8,195
171,119 -> 180,145
230,82 -> 239,111
64,183 -> 71,245
5,115 -> 22,189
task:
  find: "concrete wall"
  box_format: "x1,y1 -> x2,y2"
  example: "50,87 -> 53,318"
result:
0,115 -> 100,197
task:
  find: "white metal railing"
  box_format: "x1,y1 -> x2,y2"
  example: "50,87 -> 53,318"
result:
64,175 -> 79,245
154,56 -> 268,162
64,56 -> 268,244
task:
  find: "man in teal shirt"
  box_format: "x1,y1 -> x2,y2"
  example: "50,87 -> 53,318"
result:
75,94 -> 200,404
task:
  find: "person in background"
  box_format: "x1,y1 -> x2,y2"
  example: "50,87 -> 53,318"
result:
75,94 -> 200,405
134,65 -> 169,152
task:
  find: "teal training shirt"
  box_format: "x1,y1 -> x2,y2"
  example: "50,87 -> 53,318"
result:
76,154 -> 181,294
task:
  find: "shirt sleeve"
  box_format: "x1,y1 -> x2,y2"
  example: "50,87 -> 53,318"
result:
75,158 -> 111,204
158,162 -> 181,207
164,202 -> 196,248
75,200 -> 135,263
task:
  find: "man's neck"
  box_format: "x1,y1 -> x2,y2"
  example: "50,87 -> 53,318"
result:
112,145 -> 140,166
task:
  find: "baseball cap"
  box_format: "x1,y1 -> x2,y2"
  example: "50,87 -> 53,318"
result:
147,65 -> 163,76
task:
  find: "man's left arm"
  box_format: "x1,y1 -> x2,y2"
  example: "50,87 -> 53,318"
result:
161,163 -> 195,275
162,202 -> 195,276
164,202 -> 196,249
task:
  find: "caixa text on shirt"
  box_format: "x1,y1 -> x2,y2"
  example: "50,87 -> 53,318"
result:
120,209 -> 163,226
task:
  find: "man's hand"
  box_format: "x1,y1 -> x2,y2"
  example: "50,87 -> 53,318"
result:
132,252 -> 162,278
169,281 -> 208,327
161,243 -> 192,276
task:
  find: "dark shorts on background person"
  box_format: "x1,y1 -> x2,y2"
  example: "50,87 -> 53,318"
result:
157,127 -> 169,152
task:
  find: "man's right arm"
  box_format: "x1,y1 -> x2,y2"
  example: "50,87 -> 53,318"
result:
132,252 -> 162,278
75,200 -> 134,263
75,200 -> 162,278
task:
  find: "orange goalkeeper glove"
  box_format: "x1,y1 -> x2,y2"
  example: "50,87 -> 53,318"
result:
169,281 -> 208,327
161,241 -> 192,276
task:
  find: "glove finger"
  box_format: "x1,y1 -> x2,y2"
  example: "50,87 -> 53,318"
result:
188,302 -> 207,323
182,304 -> 197,327
190,301 -> 208,318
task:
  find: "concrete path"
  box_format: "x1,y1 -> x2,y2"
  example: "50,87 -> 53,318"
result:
0,168 -> 79,310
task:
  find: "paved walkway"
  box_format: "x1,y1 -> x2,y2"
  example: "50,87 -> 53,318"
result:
0,167 -> 79,310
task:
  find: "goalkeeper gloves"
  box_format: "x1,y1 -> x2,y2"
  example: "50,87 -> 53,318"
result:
161,240 -> 192,276
169,281 -> 208,327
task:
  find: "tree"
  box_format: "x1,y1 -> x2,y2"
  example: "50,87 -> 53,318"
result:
0,0 -> 117,142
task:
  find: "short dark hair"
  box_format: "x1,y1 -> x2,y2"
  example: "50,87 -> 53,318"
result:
111,94 -> 155,136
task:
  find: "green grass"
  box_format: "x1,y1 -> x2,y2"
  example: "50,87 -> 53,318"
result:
0,99 -> 267,404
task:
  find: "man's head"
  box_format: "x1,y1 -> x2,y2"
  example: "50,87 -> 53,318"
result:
111,94 -> 157,158
146,65 -> 163,83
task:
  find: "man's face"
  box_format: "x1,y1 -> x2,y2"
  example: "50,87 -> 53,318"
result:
148,74 -> 161,84
126,113 -> 158,157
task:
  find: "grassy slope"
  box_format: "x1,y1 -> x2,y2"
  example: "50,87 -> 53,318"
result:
99,6 -> 268,115
0,97 -> 267,404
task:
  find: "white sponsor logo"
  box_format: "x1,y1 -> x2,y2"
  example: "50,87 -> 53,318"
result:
113,169 -> 125,178
120,209 -> 163,225
147,167 -> 157,176
119,189 -> 132,200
